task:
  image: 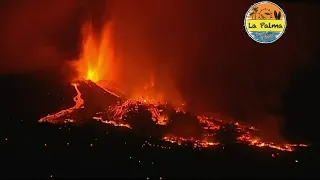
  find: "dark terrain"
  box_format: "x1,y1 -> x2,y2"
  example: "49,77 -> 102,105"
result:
0,74 -> 319,178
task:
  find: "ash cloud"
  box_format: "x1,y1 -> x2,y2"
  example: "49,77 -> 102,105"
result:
108,0 -> 317,141
0,0 -> 84,75
0,0 -> 317,141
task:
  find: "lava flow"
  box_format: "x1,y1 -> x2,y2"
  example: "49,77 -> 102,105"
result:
39,21 -> 308,152
39,83 -> 84,124
38,80 -> 307,152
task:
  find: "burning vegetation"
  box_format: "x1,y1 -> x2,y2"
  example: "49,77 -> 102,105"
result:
39,21 -> 307,152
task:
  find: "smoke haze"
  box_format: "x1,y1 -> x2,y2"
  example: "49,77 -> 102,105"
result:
0,0 -> 317,140
0,0 -> 83,75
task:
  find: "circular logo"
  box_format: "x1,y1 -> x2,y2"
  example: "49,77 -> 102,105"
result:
244,1 -> 287,44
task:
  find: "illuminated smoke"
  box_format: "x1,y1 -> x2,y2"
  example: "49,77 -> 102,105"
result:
107,0 -> 317,141
0,0 -> 83,74
1,0 -> 317,142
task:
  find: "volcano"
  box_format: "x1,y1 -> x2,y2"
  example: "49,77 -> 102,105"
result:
38,19 -> 308,152
39,80 -> 118,124
38,79 -> 307,152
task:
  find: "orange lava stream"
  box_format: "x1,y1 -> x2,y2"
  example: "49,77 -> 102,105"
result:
99,86 -> 121,98
102,98 -> 308,151
162,136 -> 219,148
39,83 -> 84,124
38,20 -> 308,152
38,81 -> 308,152
93,116 -> 131,129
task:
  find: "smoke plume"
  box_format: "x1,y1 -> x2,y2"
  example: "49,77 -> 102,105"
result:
0,0 -> 317,141
0,0 -> 83,75
108,0 -> 317,141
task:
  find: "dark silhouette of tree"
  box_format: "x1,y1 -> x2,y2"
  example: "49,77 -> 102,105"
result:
249,6 -> 259,19
216,124 -> 239,145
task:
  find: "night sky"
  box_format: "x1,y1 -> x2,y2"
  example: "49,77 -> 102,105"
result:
0,0 -> 319,142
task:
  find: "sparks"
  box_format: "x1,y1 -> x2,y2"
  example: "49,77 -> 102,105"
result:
38,20 -> 308,152
39,84 -> 307,152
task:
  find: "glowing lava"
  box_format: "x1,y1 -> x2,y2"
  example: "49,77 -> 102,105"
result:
75,21 -> 116,83
71,21 -> 121,98
39,83 -> 84,124
38,21 -> 308,152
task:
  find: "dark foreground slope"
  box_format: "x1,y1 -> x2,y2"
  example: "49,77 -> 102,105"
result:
0,120 -> 319,179
0,75 -> 319,178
